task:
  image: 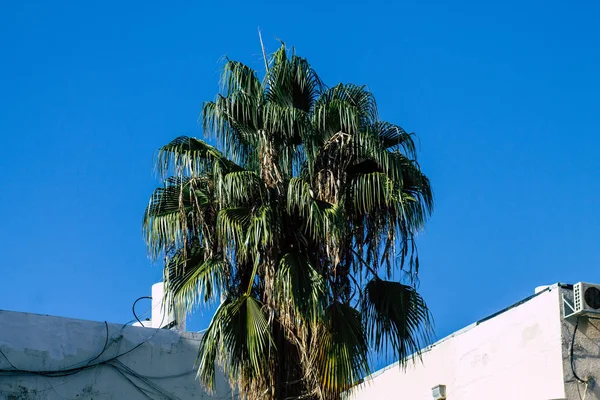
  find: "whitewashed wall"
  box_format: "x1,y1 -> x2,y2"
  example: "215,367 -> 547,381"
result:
348,285 -> 567,400
0,310 -> 230,399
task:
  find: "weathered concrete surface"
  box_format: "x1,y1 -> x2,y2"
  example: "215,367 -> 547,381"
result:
348,285 -> 567,400
0,310 -> 231,399
562,289 -> 600,399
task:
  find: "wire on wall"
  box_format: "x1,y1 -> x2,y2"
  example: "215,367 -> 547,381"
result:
132,296 -> 153,327
0,310 -> 175,400
570,316 -> 586,384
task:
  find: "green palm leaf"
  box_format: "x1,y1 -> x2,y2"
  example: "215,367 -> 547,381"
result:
197,295 -> 274,393
315,303 -> 370,398
265,45 -> 323,113
164,244 -> 227,312
216,207 -> 252,258
375,121 -> 416,156
275,253 -> 326,326
220,170 -> 265,206
245,205 -> 274,255
157,136 -> 241,178
347,172 -> 395,215
220,59 -> 263,99
362,278 -> 432,364
287,177 -> 343,243
312,84 -> 377,137
143,177 -> 197,259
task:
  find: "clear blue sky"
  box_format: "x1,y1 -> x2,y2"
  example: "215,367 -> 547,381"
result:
1,0 -> 599,368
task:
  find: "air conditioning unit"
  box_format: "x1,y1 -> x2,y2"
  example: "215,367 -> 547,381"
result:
572,282 -> 600,316
431,385 -> 446,400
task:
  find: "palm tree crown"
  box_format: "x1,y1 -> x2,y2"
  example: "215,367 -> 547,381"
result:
144,43 -> 433,400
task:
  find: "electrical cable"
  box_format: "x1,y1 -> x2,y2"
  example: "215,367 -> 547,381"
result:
0,301 -> 191,399
106,363 -> 155,400
0,346 -> 17,370
111,359 -> 180,400
570,316 -> 586,384
42,375 -> 78,400
106,308 -> 167,362
84,321 -> 110,367
0,309 -> 167,378
0,322 -> 111,377
135,368 -> 196,380
123,297 -> 165,329
133,296 -> 153,327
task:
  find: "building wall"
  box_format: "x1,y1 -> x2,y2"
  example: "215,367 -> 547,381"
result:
561,288 -> 600,399
0,310 -> 231,400
348,285 -> 567,400
5,285 -> 599,400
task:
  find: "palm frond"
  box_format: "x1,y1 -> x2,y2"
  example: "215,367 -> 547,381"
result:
287,177 -> 343,243
287,177 -> 320,237
315,302 -> 370,397
347,172 -> 395,215
351,130 -> 394,178
312,84 -> 377,137
286,177 -> 314,213
197,309 -> 220,392
202,97 -> 260,165
245,205 -> 274,255
275,253 -> 326,326
164,245 -> 228,313
266,44 -> 323,113
395,154 -> 434,216
263,102 -> 311,143
220,59 -> 263,99
156,136 -> 240,178
220,170 -> 265,206
362,278 -> 432,365
143,177 -> 198,259
198,295 -> 274,395
374,121 -> 416,157
216,207 -> 252,259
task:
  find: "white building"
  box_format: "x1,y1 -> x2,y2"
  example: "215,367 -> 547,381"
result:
348,283 -> 600,400
0,283 -> 231,400
1,282 -> 599,399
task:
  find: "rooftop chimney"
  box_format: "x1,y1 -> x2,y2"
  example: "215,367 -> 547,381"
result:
133,282 -> 186,331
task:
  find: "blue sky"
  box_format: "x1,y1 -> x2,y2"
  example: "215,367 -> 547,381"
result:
1,0 -> 599,370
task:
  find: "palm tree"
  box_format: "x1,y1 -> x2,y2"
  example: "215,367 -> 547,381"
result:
143,42 -> 433,400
